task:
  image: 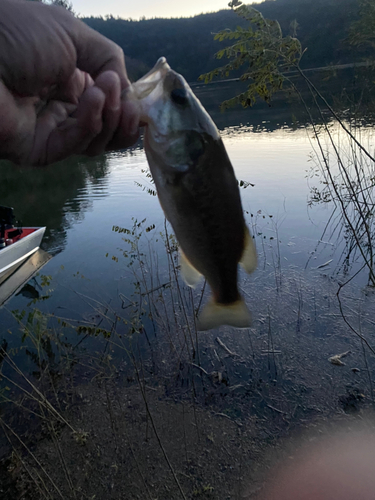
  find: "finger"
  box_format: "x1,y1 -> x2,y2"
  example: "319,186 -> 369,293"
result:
0,1 -> 77,96
84,71 -> 121,157
0,81 -> 37,164
0,82 -> 22,145
66,18 -> 130,90
52,68 -> 94,104
32,86 -> 105,165
105,98 -> 141,151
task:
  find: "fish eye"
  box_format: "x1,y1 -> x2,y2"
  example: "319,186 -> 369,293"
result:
171,88 -> 188,106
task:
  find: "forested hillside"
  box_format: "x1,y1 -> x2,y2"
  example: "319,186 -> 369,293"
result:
82,0 -> 364,82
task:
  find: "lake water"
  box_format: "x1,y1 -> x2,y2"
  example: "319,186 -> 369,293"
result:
1,80 -> 375,498
1,85 -> 373,322
1,80 -> 375,376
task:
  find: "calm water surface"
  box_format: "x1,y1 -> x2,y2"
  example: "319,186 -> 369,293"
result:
0,83 -> 374,374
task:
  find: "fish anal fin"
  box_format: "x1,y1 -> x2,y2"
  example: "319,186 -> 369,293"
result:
240,226 -> 257,274
197,298 -> 252,331
179,249 -> 202,288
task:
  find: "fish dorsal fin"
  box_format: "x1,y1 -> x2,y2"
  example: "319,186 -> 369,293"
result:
179,249 -> 202,288
240,226 -> 257,274
197,298 -> 252,331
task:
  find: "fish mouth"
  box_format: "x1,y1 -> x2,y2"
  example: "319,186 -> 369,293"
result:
129,57 -> 171,100
128,57 -> 188,109
133,56 -> 187,98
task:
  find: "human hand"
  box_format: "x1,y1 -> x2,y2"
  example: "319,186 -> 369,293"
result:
0,0 -> 140,166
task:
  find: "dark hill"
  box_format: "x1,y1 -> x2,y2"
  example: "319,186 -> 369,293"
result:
82,0 -> 363,82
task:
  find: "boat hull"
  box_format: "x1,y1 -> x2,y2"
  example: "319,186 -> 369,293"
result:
0,248 -> 51,306
0,227 -> 46,281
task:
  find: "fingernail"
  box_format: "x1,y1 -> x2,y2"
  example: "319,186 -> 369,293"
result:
108,95 -> 121,113
108,78 -> 121,112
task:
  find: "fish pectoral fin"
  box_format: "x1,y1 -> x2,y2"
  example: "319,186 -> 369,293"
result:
179,249 -> 203,288
197,298 -> 252,331
240,226 -> 257,274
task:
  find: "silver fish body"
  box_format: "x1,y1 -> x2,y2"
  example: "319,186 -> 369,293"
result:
129,58 -> 257,330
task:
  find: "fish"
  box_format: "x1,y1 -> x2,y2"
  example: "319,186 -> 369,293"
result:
127,57 -> 257,330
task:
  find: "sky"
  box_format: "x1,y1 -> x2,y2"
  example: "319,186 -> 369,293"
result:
72,0 -> 246,19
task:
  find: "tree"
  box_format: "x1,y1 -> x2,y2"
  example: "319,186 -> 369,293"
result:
199,4 -> 302,109
348,0 -> 375,49
199,3 -> 375,286
27,0 -> 75,14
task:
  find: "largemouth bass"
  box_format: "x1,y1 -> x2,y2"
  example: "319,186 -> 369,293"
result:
128,58 -> 257,330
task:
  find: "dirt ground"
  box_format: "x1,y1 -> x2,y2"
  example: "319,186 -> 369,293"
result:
1,308 -> 374,500
1,371 -> 372,500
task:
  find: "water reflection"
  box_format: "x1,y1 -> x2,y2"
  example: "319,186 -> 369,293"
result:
0,102 -> 374,321
0,154 -> 112,254
195,67 -> 375,133
0,75 -> 374,351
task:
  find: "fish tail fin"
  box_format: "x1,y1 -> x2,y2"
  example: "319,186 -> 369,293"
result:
197,298 -> 252,331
